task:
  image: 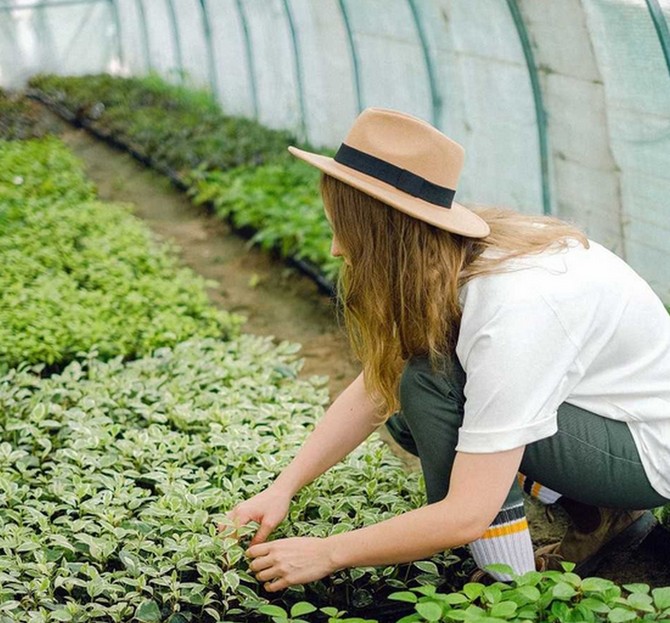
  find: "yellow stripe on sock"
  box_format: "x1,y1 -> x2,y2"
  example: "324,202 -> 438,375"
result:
531,481 -> 542,498
481,518 -> 529,540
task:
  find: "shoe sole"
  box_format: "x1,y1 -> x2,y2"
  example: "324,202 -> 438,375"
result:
574,511 -> 658,577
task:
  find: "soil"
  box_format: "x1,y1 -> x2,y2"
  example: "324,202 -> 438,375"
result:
53,116 -> 669,589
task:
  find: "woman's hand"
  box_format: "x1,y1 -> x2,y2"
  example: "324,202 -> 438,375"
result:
247,537 -> 336,592
223,486 -> 292,545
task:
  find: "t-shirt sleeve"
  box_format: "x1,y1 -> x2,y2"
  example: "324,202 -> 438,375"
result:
455,296 -> 581,453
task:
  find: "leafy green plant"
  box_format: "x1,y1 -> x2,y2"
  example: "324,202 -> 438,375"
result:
0,138 -> 241,371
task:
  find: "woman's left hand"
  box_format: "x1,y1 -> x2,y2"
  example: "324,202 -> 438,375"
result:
247,537 -> 336,592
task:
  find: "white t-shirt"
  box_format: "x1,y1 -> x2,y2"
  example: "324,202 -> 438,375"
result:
455,240 -> 670,498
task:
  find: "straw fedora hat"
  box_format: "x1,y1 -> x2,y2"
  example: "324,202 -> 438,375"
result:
288,107 -> 490,238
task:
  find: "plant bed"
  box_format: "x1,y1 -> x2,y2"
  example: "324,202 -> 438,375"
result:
0,137 -> 241,372
187,157 -> 338,286
27,74 -> 293,181
0,337 -> 458,623
0,88 -> 61,140
27,74 -> 338,292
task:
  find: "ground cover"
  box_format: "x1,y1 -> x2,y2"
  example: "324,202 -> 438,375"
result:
0,137 -> 241,372
0,337 -> 461,623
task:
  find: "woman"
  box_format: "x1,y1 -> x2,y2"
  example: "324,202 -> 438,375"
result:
226,108 -> 670,592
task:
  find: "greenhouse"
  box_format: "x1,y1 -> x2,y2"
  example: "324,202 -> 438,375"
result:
1,1 -> 670,622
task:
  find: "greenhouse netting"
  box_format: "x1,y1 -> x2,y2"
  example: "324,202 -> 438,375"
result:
1,0 -> 669,301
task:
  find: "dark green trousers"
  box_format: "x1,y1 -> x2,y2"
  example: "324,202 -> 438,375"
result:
386,356 -> 668,509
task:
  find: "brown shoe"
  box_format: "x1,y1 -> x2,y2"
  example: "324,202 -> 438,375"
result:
535,500 -> 657,576
534,545 -> 565,572
467,568 -> 496,585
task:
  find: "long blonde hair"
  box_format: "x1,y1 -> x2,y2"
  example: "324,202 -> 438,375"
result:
321,173 -> 588,419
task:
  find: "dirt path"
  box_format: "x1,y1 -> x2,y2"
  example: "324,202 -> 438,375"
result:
62,127 -> 357,390
59,125 -> 670,587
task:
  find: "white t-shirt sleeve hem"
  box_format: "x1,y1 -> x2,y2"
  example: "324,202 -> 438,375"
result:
456,412 -> 558,453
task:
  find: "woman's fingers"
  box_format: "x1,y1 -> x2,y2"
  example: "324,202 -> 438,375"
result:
217,508 -> 249,534
254,567 -> 280,582
246,543 -> 270,559
250,521 -> 274,545
245,537 -> 334,591
264,578 -> 289,592
248,554 -> 273,573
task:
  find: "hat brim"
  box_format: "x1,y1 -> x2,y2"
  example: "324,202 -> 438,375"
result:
288,146 -> 490,239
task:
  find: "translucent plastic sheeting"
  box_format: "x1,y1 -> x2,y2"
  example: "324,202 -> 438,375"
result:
114,0 -> 150,75
0,0 -> 116,85
240,0 -> 302,134
0,8 -> 21,85
424,0 -> 543,216
172,0 -> 210,89
207,0 -> 255,118
286,0 -> 358,142
518,0 -> 625,256
583,0 -> 670,301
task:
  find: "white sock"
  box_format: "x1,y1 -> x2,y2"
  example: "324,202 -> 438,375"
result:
517,473 -> 562,505
468,501 -> 535,581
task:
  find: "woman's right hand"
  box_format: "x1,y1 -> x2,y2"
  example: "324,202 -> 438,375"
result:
223,485 -> 292,545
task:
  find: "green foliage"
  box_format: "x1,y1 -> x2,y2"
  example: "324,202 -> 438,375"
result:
0,135 -> 94,205
0,337 -> 439,622
29,74 -> 294,176
0,138 -> 241,371
0,88 -> 59,140
188,156 -> 340,282
382,566 -> 670,622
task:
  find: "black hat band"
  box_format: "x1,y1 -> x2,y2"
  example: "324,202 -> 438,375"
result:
333,143 -> 455,209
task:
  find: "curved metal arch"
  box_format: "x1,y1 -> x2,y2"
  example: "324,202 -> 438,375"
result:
505,0 -> 552,216
280,0 -> 307,141
107,0 -> 124,66
135,0 -> 152,72
337,0 -> 363,114
198,0 -> 219,100
60,1 -> 100,63
644,0 -> 670,77
406,0 -> 441,128
0,12 -> 23,81
164,0 -> 183,80
235,0 -> 259,119
0,0 -> 104,9
34,2 -> 58,76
